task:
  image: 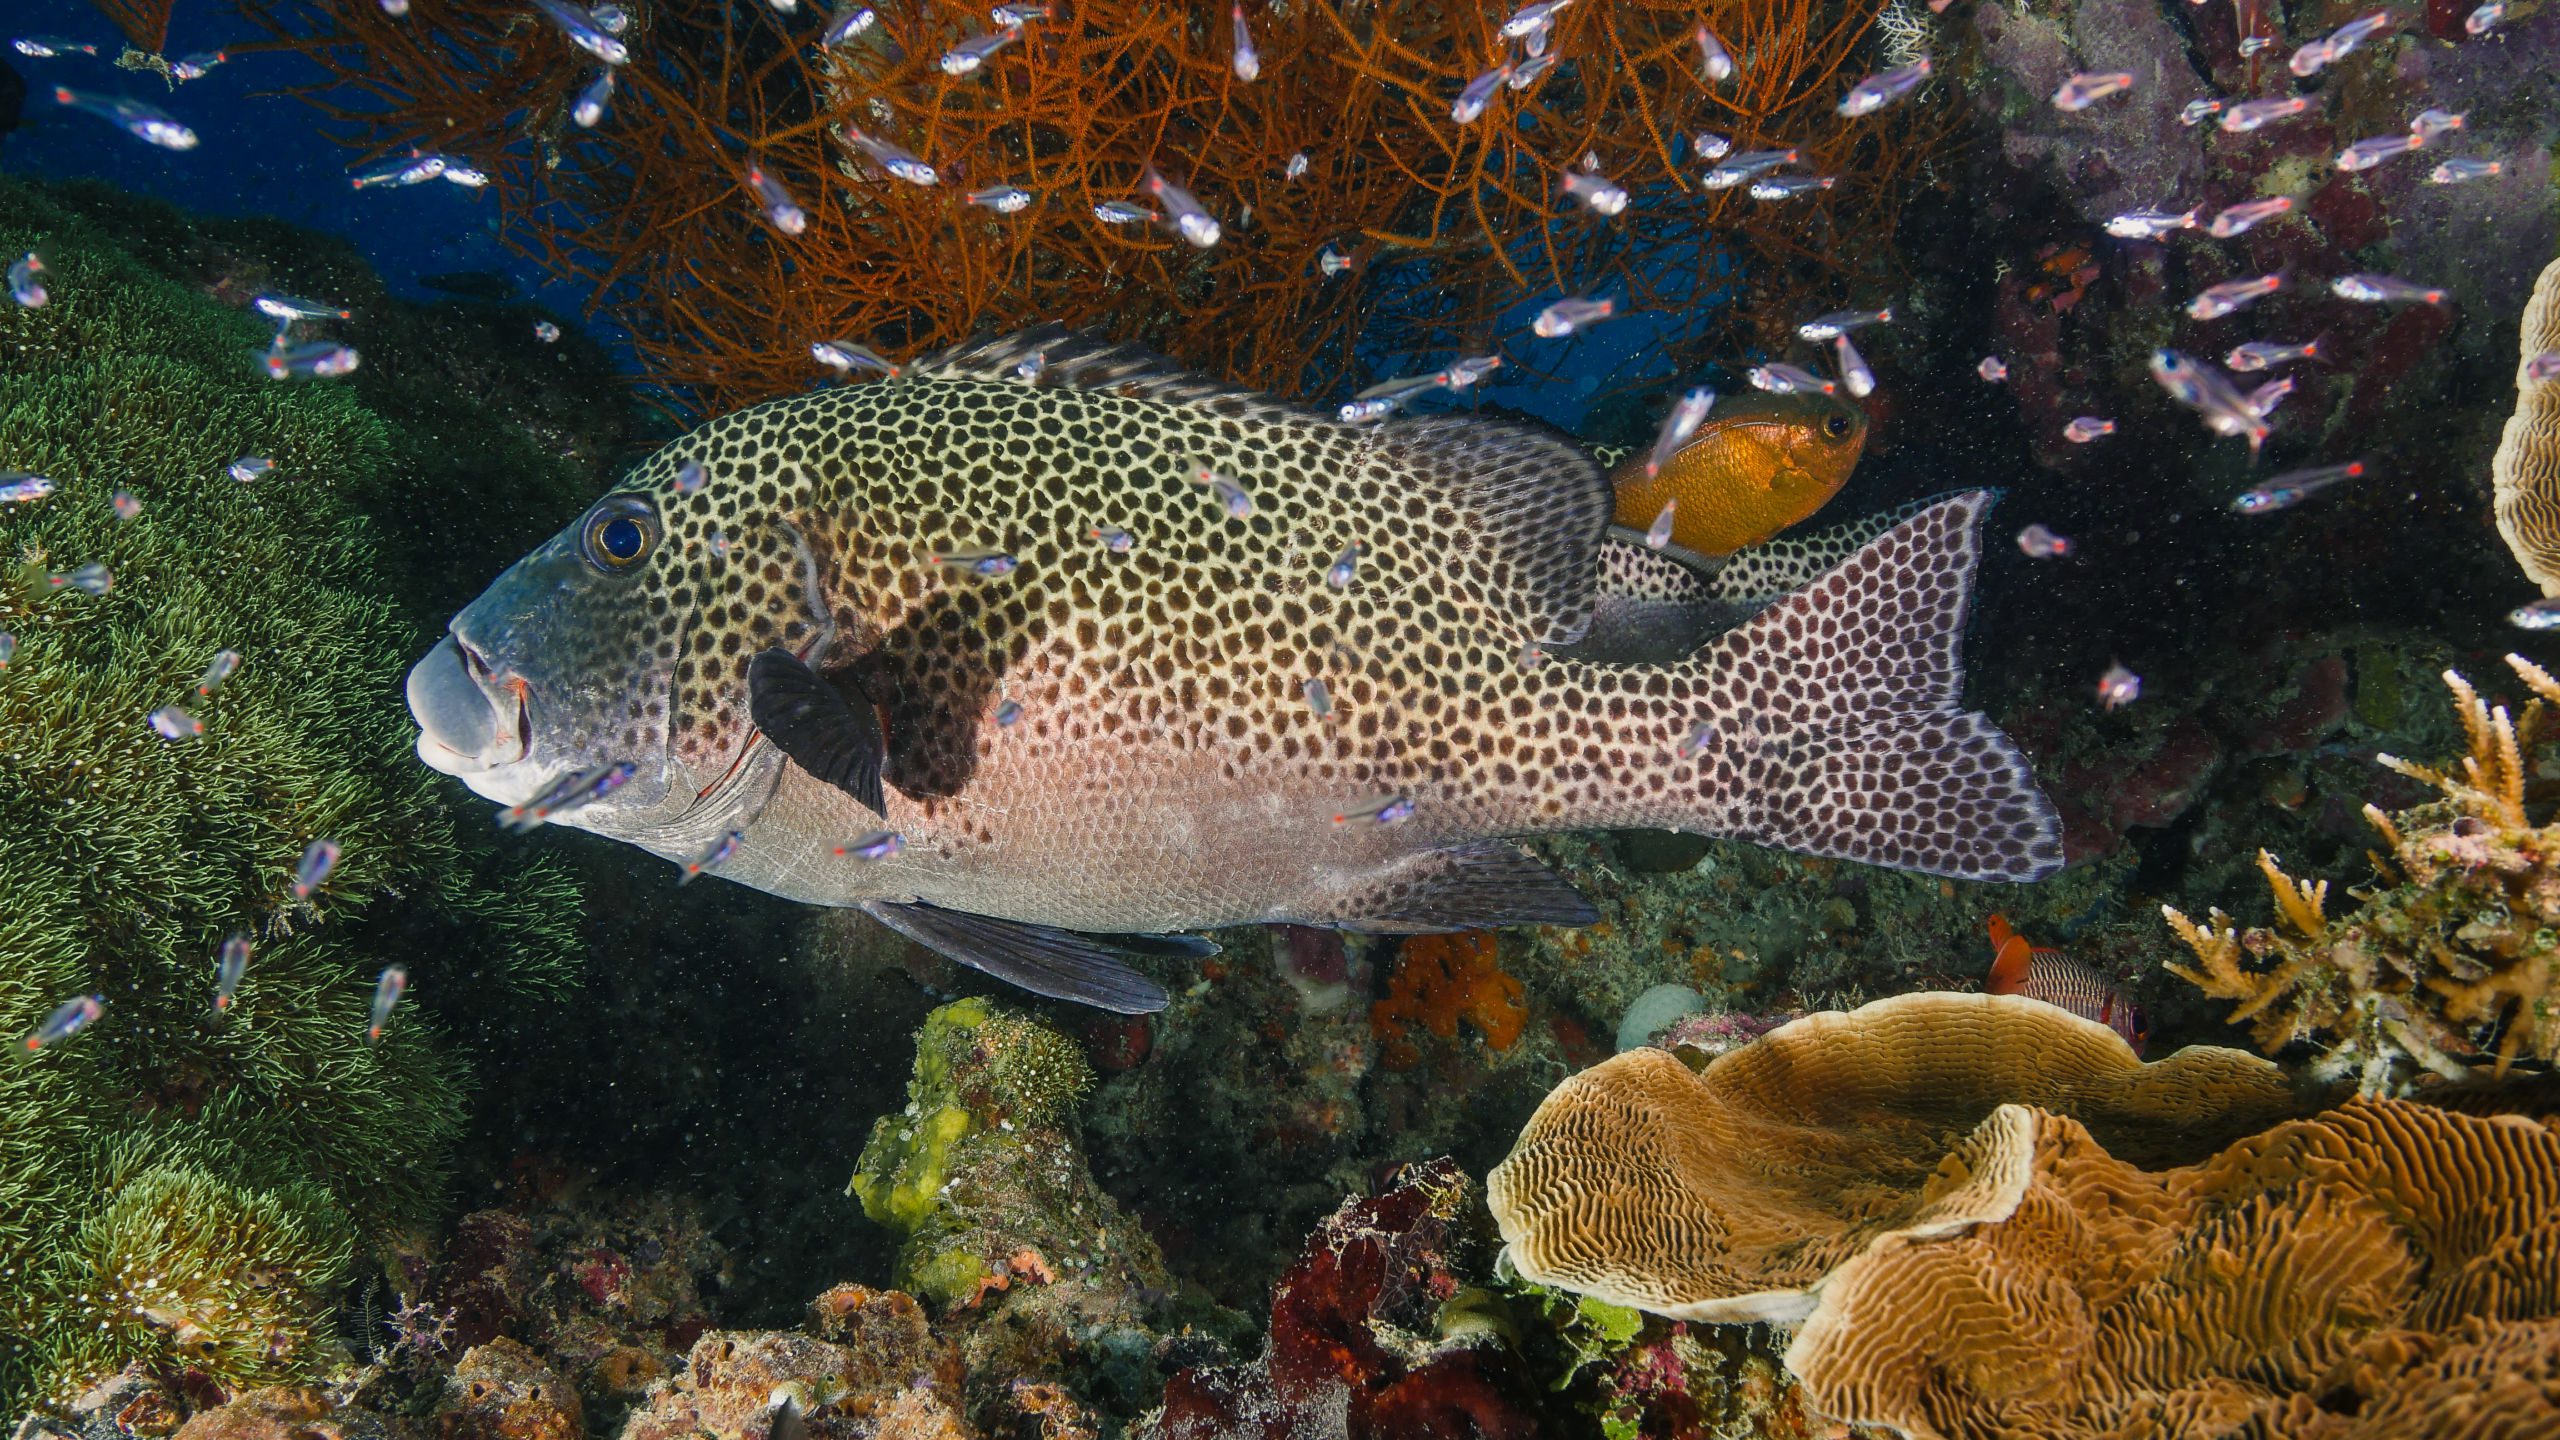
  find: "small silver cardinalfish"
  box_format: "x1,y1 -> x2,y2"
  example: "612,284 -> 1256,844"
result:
367,965 -> 409,1044
404,327 -> 2062,1015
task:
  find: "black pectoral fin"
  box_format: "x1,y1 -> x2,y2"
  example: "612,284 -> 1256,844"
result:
748,648 -> 887,818
1332,842 -> 1600,933
861,901 -> 1174,1014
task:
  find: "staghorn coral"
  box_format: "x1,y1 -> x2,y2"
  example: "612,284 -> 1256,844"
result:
1370,931 -> 1530,1071
2495,254 -> 2560,596
1783,1099 -> 2560,1439
2164,657 -> 2560,1090
254,0 -> 1957,417
0,178 -> 578,1406
1485,991 -> 2300,1323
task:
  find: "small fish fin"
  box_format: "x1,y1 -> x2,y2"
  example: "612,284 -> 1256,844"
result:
1987,934 -> 2035,993
1375,416 -> 1616,646
1552,534 -> 1743,665
1324,841 -> 1599,933
861,901 -> 1172,1014
910,324 -> 1319,426
748,649 -> 887,818
1704,493 -> 1971,608
1703,491 -> 2065,882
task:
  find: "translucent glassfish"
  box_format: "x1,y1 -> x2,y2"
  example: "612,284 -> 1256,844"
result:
1834,333 -> 1876,398
9,252 -> 46,308
993,5 -> 1050,27
149,706 -> 205,741
1693,132 -> 1733,162
1285,152 -> 1309,179
2219,96 -> 2310,132
230,455 -> 275,483
966,185 -> 1034,213
1230,4 -> 1259,81
837,829 -> 905,860
940,28 -> 1017,75
1747,362 -> 1834,396
1678,721 -> 1719,759
2527,351 -> 2560,383
367,965 -> 409,1044
2097,662 -> 2140,710
253,292 -> 351,324
680,829 -> 743,884
821,6 -> 878,45
2465,1 -> 2503,33
1,471 -> 53,505
2226,339 -> 2321,371
1144,166 -> 1221,247
1501,0 -> 1574,38
1560,170 -> 1628,216
2051,71 -> 2134,111
2187,272 -> 2285,320
1337,397 -> 1402,424
24,994 -> 102,1051
1693,26 -> 1734,81
1325,542 -> 1361,589
2331,273 -> 2444,305
1749,175 -> 1836,201
812,339 -> 901,376
2409,108 -> 2465,143
112,490 -> 140,520
2106,208 -> 2201,240
1645,387 -> 1716,478
591,2 -> 630,32
0,633 -> 15,667
530,0 -> 629,65
745,161 -> 807,235
2016,524 -> 2072,558
2178,99 -> 2225,127
351,152 -> 446,188
1092,525 -> 1137,554
572,69 -> 614,127
293,839 -> 341,899
534,320 -> 561,343
1978,355 -> 2008,383
1534,297 -> 1614,337
48,563 -> 112,595
1509,52 -> 1557,89
500,760 -> 636,830
929,548 -> 1019,577
2336,133 -> 2422,172
198,649 -> 244,696
1332,794 -> 1417,825
1302,677 -> 1333,716
1094,201 -> 1159,224
1797,308 -> 1892,342
1440,355 -> 1502,389
2063,416 -> 2116,443
995,699 -> 1023,726
1452,62 -> 1511,123
264,340 -> 361,380
2230,460 -> 2363,514
1643,499 -> 1678,550
214,934 -> 251,1013
2208,197 -> 2292,237
54,86 -> 198,150
13,37 -> 99,57
1838,58 -> 1931,117
2428,158 -> 2500,184
838,125 -> 937,185
1317,243 -> 1353,276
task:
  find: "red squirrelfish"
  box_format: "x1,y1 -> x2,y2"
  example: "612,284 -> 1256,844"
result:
1986,915 -> 2147,1053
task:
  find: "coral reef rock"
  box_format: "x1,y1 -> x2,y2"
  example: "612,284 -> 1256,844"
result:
1145,1158 -> 1539,1440
1786,1099 -> 2560,1440
618,1312 -> 970,1440
2495,254 -> 2560,595
1486,991 -> 2300,1322
2167,658 -> 2560,1088
438,1338 -> 583,1440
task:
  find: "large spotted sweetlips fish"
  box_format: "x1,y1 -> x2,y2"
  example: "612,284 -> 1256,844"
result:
407,330 -> 2063,1012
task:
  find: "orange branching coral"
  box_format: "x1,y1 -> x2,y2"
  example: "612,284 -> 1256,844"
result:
253,0 -> 1952,416
2166,657 -> 2560,1092
1371,931 -> 1529,1069
84,0 -> 173,54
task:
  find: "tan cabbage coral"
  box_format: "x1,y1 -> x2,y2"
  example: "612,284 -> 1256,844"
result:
2493,254 -> 2560,595
1485,992 -> 2298,1323
1786,1099 -> 2560,1439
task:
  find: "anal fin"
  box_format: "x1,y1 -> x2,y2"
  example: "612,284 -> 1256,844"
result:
749,648 -> 888,818
1327,842 -> 1598,933
862,901 -> 1175,1014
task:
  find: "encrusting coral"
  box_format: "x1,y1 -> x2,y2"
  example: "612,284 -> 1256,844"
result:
1370,931 -> 1530,1070
2164,656 -> 2560,1090
1783,1099 -> 2560,1439
255,0 -> 1957,415
0,178 -> 578,1406
2490,253 -> 2560,594
1485,991 -> 2300,1323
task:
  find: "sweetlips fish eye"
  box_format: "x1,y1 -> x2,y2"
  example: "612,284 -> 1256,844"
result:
581,493 -> 658,570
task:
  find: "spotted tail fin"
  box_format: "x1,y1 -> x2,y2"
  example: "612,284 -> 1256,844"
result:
1691,491 -> 2063,882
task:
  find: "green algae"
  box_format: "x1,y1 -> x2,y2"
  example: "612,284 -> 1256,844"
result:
0,177 -> 580,1404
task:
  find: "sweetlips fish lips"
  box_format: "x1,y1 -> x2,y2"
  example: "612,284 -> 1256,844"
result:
407,328 -> 2061,1013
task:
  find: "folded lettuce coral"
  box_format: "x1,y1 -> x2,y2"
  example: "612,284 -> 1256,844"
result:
1485,992 -> 2301,1324
2165,657 -> 2560,1088
1786,1099 -> 2560,1439
2493,254 -> 2560,595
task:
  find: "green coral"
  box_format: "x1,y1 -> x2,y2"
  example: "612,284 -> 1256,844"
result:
0,178 -> 579,1404
852,999 -> 1151,1310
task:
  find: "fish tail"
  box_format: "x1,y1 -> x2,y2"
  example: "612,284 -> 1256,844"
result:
1658,490 -> 2064,882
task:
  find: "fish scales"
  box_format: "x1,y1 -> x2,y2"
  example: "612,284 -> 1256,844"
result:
413,329 -> 2062,1007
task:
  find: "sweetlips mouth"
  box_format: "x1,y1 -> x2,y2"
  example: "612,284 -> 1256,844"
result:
407,634 -> 531,776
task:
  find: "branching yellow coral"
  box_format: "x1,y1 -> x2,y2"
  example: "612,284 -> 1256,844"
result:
2164,658 -> 2560,1092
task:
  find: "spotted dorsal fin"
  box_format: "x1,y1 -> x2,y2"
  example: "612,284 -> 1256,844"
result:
913,326 -> 1615,648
